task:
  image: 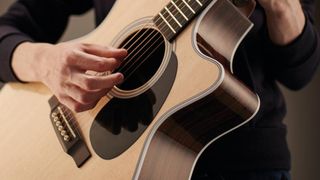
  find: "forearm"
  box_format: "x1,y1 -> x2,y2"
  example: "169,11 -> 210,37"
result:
260,1 -> 305,45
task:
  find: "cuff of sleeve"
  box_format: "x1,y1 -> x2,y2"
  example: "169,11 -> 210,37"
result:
0,34 -> 33,82
265,19 -> 316,68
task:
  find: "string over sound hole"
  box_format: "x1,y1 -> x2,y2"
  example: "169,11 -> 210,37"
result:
115,28 -> 165,91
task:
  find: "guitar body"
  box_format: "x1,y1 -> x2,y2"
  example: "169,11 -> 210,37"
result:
0,0 -> 259,179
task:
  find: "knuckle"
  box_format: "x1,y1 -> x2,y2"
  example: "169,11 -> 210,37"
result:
83,77 -> 96,90
109,58 -> 118,64
64,50 -> 78,64
81,43 -> 91,49
97,60 -> 108,70
107,58 -> 119,70
78,44 -> 87,50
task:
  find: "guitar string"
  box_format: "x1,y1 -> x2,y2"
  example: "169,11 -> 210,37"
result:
118,0 -> 190,51
65,1 -> 198,129
65,1 -> 199,130
63,13 -> 175,130
120,0 -> 202,76
122,37 -> 165,82
118,1 -> 197,75
64,1 -> 200,129
120,1 -> 200,78
89,3 -> 173,77
116,0 -> 188,73
62,15 -> 174,130
65,105 -> 83,136
62,105 -> 88,138
118,0 -> 195,75
90,0 -> 185,77
116,28 -> 160,73
54,105 -> 81,139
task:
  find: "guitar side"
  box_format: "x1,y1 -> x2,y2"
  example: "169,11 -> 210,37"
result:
136,2 -> 260,179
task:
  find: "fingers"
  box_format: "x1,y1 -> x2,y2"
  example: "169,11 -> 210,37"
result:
71,72 -> 124,91
61,71 -> 123,112
47,42 -> 127,112
63,43 -> 127,72
82,44 -> 127,60
58,73 -> 120,112
67,50 -> 122,72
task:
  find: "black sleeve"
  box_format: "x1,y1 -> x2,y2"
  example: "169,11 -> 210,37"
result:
0,0 -> 93,82
265,0 -> 320,90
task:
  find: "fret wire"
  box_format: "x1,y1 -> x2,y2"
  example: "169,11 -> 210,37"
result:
198,0 -> 207,5
160,9 -> 180,33
175,0 -> 195,19
156,0 -> 201,39
161,9 -> 180,30
159,12 -> 176,34
171,0 -> 189,21
182,0 -> 195,14
119,8 -> 174,71
188,0 -> 202,12
159,0 -> 186,39
122,8 -> 182,76
196,0 -> 203,6
167,2 -> 188,27
170,0 -> 189,32
120,0 -> 206,79
156,0 -> 208,40
125,0 -> 204,81
165,6 -> 182,27
121,4 -> 188,69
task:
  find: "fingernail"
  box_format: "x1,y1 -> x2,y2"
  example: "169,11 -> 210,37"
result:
120,49 -> 128,55
117,73 -> 124,83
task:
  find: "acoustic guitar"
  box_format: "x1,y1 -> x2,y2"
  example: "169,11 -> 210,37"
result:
0,0 -> 260,179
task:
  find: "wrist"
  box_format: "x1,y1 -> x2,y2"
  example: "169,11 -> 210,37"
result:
12,42 -> 53,83
33,43 -> 55,83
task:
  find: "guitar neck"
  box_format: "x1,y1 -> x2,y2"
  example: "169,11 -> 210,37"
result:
153,0 -> 211,41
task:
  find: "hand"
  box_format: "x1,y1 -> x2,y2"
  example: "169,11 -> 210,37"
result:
257,0 -> 286,11
13,42 -> 127,112
257,0 -> 305,45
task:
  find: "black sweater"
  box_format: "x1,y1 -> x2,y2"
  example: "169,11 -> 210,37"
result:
0,0 -> 319,172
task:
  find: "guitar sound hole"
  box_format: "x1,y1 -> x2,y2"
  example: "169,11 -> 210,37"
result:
115,28 -> 165,91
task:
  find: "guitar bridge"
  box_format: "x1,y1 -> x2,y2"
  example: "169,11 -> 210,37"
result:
48,96 -> 91,167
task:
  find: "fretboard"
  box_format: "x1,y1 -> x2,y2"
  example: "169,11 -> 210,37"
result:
153,0 -> 211,41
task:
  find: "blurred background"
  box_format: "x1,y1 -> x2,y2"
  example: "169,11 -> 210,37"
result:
1,1 -> 319,179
